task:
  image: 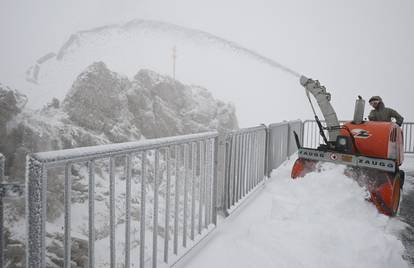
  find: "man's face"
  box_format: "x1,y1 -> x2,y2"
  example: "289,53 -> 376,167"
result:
369,100 -> 380,108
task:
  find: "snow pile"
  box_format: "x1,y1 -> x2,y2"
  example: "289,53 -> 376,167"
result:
182,160 -> 410,268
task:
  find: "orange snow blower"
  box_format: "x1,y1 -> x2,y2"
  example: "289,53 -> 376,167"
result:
291,76 -> 405,216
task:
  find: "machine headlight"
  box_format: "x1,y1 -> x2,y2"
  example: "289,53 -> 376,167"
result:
338,137 -> 347,146
335,135 -> 352,153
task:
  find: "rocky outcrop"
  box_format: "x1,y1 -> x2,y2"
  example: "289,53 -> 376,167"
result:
3,62 -> 238,182
63,62 -> 238,140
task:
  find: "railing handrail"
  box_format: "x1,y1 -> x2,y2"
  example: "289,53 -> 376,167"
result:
32,131 -> 218,167
225,125 -> 266,135
303,119 -> 414,124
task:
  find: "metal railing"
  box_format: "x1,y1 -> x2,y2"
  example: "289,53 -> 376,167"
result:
1,120 -> 303,267
303,120 -> 414,153
26,132 -> 219,268
402,122 -> 414,153
221,126 -> 267,213
266,120 -> 303,177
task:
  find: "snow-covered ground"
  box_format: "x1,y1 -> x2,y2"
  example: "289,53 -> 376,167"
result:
179,156 -> 413,268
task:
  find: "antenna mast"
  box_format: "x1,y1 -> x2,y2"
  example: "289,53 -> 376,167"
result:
172,46 -> 177,81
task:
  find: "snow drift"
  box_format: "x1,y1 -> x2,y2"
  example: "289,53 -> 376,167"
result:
182,160 -> 410,268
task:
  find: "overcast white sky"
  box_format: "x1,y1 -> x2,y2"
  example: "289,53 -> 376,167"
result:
1,0 -> 413,124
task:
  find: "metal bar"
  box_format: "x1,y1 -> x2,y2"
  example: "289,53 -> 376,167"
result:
241,134 -> 247,198
0,192 -> 3,268
264,127 -> 270,178
252,133 -> 258,187
64,163 -> 72,268
262,131 -> 267,179
224,140 -> 231,210
232,135 -> 239,205
88,160 -> 95,268
407,124 -> 409,152
153,150 -> 159,268
140,151 -> 146,268
256,132 -> 261,184
109,157 -> 116,268
164,147 -> 171,263
209,139 -> 214,224
173,145 -> 180,255
198,141 -> 205,234
204,140 -> 211,227
234,135 -> 240,202
230,135 -> 236,207
0,154 -> 4,268
228,136 -> 235,207
310,121 -> 314,148
237,135 -> 243,201
261,131 -> 266,179
410,124 -> 413,153
247,133 -> 252,193
0,154 -> 4,180
212,136 -> 219,225
27,157 -> 46,268
183,144 -> 189,247
125,155 -> 132,268
33,132 -> 219,168
288,123 -> 292,157
190,142 -> 196,240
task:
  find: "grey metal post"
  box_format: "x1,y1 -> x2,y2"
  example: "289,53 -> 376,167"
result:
212,136 -> 220,225
0,154 -> 4,181
198,142 -> 205,233
183,144 -> 189,247
0,153 -> 4,268
140,151 -> 147,268
109,157 -> 116,268
264,127 -> 270,178
27,156 -> 47,268
153,150 -> 159,268
64,163 -> 72,268
286,123 -> 291,160
125,155 -> 132,268
164,147 -> 171,263
88,160 -> 95,268
190,143 -> 196,241
214,134 -> 226,215
173,146 -> 180,255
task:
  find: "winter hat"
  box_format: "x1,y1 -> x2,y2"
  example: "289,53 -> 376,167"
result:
369,96 -> 382,103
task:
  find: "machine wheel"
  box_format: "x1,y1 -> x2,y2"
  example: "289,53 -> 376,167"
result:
390,174 -> 401,215
372,172 -> 401,216
291,158 -> 317,179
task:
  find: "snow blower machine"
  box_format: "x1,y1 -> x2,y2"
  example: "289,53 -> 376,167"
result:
291,76 -> 405,216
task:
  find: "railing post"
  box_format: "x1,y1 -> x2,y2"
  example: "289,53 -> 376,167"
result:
26,156 -> 47,268
212,134 -> 224,224
264,125 -> 270,178
0,153 -> 4,268
286,123 -> 291,160
0,154 -> 4,181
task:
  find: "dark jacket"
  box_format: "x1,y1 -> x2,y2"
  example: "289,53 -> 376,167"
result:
368,96 -> 404,126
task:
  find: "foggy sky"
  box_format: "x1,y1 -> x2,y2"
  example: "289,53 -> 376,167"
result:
1,0 -> 413,125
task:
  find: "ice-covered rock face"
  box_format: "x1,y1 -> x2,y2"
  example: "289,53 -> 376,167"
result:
1,61 -> 238,180
63,62 -> 238,139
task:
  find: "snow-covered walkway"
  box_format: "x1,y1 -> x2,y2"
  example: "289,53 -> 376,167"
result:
179,156 -> 414,268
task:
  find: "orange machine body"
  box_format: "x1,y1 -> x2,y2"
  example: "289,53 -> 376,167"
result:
340,121 -> 404,166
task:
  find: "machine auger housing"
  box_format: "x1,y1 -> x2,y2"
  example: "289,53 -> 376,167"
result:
291,76 -> 404,216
